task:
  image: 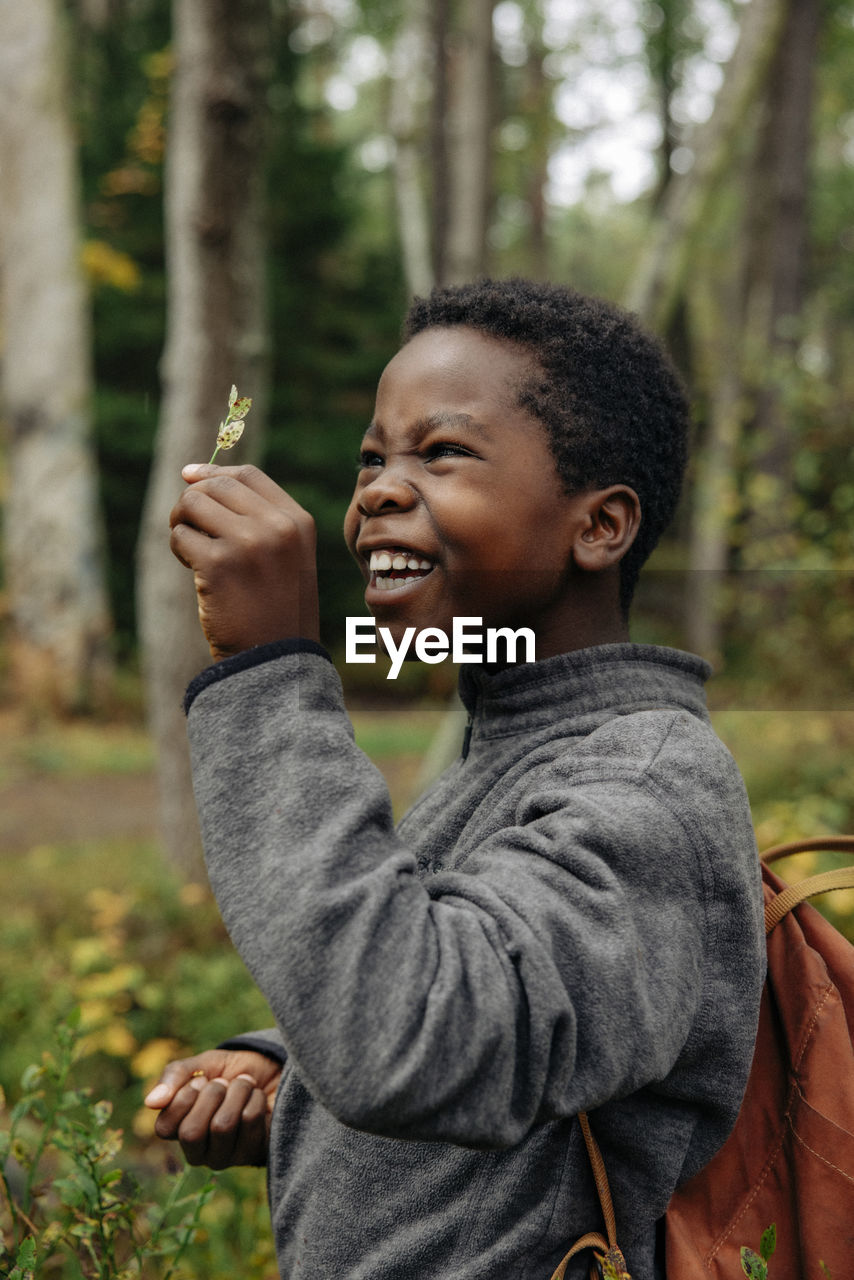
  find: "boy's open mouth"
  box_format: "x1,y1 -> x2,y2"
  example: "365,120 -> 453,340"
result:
368,548 -> 435,593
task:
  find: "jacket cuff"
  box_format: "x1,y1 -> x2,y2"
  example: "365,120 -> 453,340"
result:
216,1030 -> 288,1064
184,639 -> 332,715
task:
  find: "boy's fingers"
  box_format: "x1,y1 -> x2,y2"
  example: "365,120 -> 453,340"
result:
207,1078 -> 266,1169
232,1088 -> 270,1167
171,483 -> 260,536
152,1079 -> 213,1141
174,1078 -> 230,1164
209,1075 -> 258,1137
145,1052 -> 230,1109
179,465 -> 312,528
182,463 -> 289,507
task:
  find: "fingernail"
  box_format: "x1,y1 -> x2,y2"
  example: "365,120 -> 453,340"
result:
236,1073 -> 257,1084
182,463 -> 205,478
144,1084 -> 170,1107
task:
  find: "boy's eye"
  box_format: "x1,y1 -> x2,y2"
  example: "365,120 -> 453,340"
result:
424,442 -> 471,460
357,450 -> 383,469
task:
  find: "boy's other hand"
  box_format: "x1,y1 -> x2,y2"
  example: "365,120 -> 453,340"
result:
144,1048 -> 282,1168
169,464 -> 320,660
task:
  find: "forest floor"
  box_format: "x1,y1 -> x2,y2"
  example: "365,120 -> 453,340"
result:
0,770 -> 159,854
0,705 -> 440,855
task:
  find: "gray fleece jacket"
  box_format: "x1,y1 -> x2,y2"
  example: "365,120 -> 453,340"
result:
184,641 -> 765,1280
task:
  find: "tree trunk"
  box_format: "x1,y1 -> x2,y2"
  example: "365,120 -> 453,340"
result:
427,0 -> 494,284
442,0 -> 495,284
137,0 -> 271,877
389,0 -> 434,299
628,0 -> 787,331
684,269 -> 745,659
429,0 -> 451,285
683,0 -> 820,652
742,0 -> 820,557
0,0 -> 113,714
522,31 -> 551,280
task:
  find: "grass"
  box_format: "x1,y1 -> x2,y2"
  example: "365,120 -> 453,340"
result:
0,711 -> 155,786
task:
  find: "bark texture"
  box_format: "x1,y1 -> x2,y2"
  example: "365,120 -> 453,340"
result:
137,0 -> 271,875
442,0 -> 496,284
683,0 -> 820,654
0,0 -> 113,712
628,0 -> 788,331
389,0 -> 434,298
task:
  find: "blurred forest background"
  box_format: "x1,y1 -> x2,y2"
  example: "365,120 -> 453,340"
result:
1,0 -> 853,1274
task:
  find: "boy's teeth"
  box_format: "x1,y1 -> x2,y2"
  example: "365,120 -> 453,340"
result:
369,550 -> 432,572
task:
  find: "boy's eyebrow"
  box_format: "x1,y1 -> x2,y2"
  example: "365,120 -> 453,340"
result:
364,411 -> 491,441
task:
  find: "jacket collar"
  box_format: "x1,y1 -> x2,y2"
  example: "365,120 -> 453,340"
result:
457,643 -> 712,739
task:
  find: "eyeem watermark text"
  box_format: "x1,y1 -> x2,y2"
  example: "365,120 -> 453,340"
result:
346,616 -> 536,679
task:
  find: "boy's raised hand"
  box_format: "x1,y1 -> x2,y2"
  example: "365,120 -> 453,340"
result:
144,1048 -> 282,1169
169,464 -> 320,660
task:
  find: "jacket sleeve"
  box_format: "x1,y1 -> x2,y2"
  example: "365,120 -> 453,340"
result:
217,1028 -> 287,1064
186,648 -> 754,1148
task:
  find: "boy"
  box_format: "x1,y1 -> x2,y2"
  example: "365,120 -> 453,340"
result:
146,279 -> 765,1278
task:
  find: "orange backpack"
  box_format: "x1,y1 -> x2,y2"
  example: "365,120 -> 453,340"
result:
552,835 -> 854,1280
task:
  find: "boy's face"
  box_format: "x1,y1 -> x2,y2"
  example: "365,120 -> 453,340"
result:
344,325 -> 593,658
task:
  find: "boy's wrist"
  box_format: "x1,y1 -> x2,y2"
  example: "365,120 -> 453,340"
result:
183,638 -> 332,715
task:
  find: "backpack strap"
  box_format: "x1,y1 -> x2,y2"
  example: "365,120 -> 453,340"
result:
550,1113 -> 629,1280
760,836 -> 854,934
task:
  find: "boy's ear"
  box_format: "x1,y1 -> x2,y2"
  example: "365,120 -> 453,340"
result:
571,486 -> 641,572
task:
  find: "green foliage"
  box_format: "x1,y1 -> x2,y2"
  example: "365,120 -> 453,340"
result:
0,838 -> 273,1112
0,836 -> 276,1277
0,1013 -> 215,1278
740,1222 -> 776,1278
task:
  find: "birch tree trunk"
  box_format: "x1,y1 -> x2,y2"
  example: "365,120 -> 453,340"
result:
389,0 -> 434,299
137,0 -> 271,876
682,0 -> 820,654
684,269 -> 746,659
0,0 -> 113,714
442,0 -> 496,284
627,0 -> 787,332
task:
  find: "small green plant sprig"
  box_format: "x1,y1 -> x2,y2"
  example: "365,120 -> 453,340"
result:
595,1250 -> 631,1280
0,1010 -> 214,1279
209,385 -> 252,464
740,1224 -> 776,1278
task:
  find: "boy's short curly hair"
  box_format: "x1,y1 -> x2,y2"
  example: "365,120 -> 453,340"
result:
403,278 -> 689,613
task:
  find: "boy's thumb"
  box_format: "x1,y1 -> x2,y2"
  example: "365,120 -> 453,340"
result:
144,1082 -> 172,1108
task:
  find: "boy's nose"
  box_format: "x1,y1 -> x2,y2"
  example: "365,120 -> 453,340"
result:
357,469 -> 417,516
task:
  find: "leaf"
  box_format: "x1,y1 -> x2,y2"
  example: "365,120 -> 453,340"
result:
20,1064 -> 45,1092
229,395 -> 252,420
740,1246 -> 767,1279
15,1238 -> 37,1265
92,1099 -> 113,1126
10,1237 -> 37,1280
228,384 -> 238,408
760,1223 -> 777,1262
214,421 -> 245,451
